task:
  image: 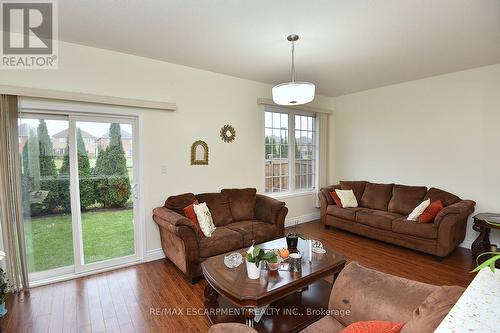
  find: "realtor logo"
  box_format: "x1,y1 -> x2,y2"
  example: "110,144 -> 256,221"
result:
1,0 -> 58,69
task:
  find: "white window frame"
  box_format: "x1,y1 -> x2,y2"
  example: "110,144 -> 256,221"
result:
264,105 -> 319,197
18,97 -> 145,287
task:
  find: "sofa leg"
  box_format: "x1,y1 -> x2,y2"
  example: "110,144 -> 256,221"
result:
433,255 -> 444,262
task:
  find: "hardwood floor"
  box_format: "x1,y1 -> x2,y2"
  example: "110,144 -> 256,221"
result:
1,220 -> 476,333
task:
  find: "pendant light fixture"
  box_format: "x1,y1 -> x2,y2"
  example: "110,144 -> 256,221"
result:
272,34 -> 315,105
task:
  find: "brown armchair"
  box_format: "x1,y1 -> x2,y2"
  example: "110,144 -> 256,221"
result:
153,189 -> 288,282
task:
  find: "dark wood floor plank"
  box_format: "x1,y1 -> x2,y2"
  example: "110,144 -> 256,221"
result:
1,220 -> 476,333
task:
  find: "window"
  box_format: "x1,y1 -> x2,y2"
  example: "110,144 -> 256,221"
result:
265,111 -> 289,192
265,108 -> 317,194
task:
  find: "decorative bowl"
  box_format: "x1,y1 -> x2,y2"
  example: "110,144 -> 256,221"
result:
224,252 -> 243,268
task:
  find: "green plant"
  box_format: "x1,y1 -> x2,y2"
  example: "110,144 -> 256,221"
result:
0,268 -> 7,304
246,244 -> 278,267
94,124 -> 131,208
472,252 -> 500,273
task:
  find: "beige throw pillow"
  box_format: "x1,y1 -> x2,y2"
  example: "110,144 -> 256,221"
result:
335,189 -> 358,208
408,199 -> 431,221
193,202 -> 216,237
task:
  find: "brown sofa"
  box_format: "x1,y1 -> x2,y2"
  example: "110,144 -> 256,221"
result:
209,262 -> 465,333
319,181 -> 475,258
153,188 -> 288,282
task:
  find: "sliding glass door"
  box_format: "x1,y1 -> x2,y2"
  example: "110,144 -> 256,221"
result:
19,113 -> 140,283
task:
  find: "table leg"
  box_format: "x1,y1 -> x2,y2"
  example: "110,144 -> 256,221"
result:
244,307 -> 255,327
472,224 -> 491,263
204,284 -> 219,306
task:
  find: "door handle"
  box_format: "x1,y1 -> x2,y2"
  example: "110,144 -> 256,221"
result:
132,183 -> 139,199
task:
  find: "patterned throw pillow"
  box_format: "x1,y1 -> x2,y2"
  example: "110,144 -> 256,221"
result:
335,189 -> 358,208
193,202 -> 216,237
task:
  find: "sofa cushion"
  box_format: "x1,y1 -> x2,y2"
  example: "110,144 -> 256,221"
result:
360,183 -> 394,211
340,181 -> 368,203
401,286 -> 465,333
392,218 -> 438,239
355,209 -> 402,231
388,185 -> 428,215
226,220 -> 280,246
164,193 -> 197,216
198,227 -> 243,258
327,205 -> 365,221
299,315 -> 345,333
221,188 -> 257,221
424,187 -> 461,207
196,193 -> 233,226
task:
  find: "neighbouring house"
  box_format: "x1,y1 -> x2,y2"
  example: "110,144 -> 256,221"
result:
52,128 -> 98,157
97,128 -> 133,157
18,123 -> 31,152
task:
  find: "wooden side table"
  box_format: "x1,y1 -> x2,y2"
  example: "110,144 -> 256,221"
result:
471,213 -> 500,268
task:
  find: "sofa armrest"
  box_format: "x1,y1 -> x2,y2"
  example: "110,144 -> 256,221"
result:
319,185 -> 341,206
255,194 -> 287,224
153,207 -> 200,238
434,200 -> 476,226
319,185 -> 340,222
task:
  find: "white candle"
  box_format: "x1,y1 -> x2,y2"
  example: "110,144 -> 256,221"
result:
309,239 -> 312,263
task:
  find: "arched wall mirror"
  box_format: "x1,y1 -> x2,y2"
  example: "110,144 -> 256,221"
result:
191,140 -> 209,165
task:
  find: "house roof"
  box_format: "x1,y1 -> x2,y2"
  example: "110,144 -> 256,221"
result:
18,123 -> 32,137
100,129 -> 132,139
52,128 -> 97,139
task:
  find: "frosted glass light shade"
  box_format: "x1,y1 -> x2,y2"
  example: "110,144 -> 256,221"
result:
272,82 -> 315,105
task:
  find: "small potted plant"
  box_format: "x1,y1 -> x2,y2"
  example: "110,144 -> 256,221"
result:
245,243 -> 278,279
286,221 -> 305,251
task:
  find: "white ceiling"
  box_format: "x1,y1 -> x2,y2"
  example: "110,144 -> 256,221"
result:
59,0 -> 500,96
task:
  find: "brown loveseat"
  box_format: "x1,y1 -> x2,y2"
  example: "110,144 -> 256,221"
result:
153,188 -> 288,282
319,181 -> 475,258
209,262 -> 465,333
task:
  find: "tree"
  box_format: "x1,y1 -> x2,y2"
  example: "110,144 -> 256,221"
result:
37,119 -> 59,213
26,128 -> 40,191
94,123 -> 131,208
58,143 -> 71,212
37,120 -> 57,177
59,129 -> 97,211
76,129 -> 95,209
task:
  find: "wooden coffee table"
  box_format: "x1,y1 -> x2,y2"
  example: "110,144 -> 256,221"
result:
201,237 -> 346,333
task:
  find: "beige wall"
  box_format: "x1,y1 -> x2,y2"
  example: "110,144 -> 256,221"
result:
0,41 -> 332,257
329,64 -> 500,247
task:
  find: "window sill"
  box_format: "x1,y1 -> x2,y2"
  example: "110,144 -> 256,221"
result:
267,190 -> 316,200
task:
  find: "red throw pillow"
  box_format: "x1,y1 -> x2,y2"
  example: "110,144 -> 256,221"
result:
183,201 -> 204,237
329,191 -> 343,208
342,321 -> 404,333
418,200 -> 443,223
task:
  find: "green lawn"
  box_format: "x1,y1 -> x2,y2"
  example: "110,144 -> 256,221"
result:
24,208 -> 134,273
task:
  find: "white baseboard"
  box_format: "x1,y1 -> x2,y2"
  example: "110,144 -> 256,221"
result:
144,248 -> 165,262
285,212 -> 321,228
460,238 -> 474,249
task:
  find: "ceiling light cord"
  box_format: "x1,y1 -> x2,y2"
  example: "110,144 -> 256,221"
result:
290,40 -> 295,83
